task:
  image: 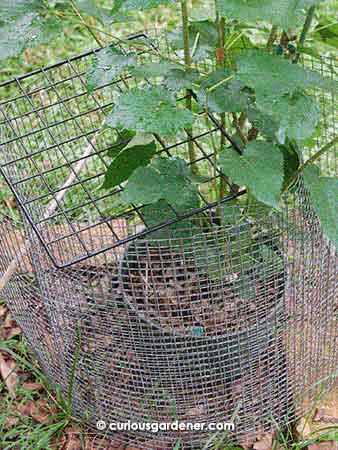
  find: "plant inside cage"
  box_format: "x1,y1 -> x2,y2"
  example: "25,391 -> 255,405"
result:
0,0 -> 337,447
81,4 -> 337,345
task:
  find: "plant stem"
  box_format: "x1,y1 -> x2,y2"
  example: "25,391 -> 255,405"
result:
282,135 -> 338,193
180,0 -> 197,174
294,5 -> 316,63
232,113 -> 247,145
216,13 -> 227,200
298,135 -> 338,173
70,0 -> 103,48
266,24 -> 278,51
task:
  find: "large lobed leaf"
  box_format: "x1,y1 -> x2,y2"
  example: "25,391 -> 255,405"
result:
0,0 -> 41,22
113,0 -> 178,13
303,165 -> 338,249
196,69 -> 250,114
167,20 -> 220,61
164,68 -> 200,93
0,14 -> 62,62
75,0 -> 111,24
259,92 -> 321,143
130,61 -> 178,79
86,47 -> 135,93
141,198 -> 201,241
215,0 -> 324,29
219,141 -> 284,208
106,87 -> 194,137
120,157 -> 200,209
237,51 -> 336,103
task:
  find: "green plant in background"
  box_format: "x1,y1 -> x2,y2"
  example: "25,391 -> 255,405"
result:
0,0 -> 337,250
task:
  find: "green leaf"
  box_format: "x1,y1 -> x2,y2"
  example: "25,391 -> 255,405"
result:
124,132 -> 154,149
258,244 -> 283,272
221,201 -> 242,226
75,0 -> 110,23
129,61 -> 178,79
237,51 -> 336,103
168,20 -> 220,61
227,221 -> 258,273
106,87 -> 194,137
303,165 -> 338,249
235,273 -> 257,300
114,0 -> 178,12
86,47 -> 135,93
120,157 -> 200,209
313,20 -> 338,50
107,130 -> 136,158
189,19 -> 220,46
141,198 -> 201,242
0,14 -> 62,61
247,107 -> 279,141
165,68 -> 200,92
193,234 -> 230,281
279,143 -> 300,191
215,0 -> 324,29
0,0 -> 41,22
103,141 -> 157,189
196,69 -> 250,113
259,92 -> 321,143
219,141 -> 284,208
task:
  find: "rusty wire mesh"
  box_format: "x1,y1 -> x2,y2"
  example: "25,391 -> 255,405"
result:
0,34 -> 337,449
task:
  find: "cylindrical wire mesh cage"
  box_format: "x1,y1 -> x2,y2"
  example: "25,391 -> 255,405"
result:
0,34 -> 337,448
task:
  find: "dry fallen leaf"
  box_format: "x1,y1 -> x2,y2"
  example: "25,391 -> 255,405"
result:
0,305 -> 8,320
308,443 -> 338,450
296,386 -> 338,450
253,432 -> 273,450
313,407 -> 338,424
60,426 -> 82,450
4,415 -> 19,430
85,434 -> 126,450
2,324 -> 22,340
21,381 -> 44,392
18,399 -> 55,424
0,352 -> 18,397
239,435 -> 256,450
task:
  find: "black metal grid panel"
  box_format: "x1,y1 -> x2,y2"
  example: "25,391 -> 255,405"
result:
0,33 -> 243,269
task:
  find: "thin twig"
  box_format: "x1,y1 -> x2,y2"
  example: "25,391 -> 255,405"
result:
70,0 -> 104,48
232,113 -> 247,145
180,0 -> 197,174
294,5 -> 316,63
216,12 -> 227,200
300,135 -> 338,171
0,137 -> 97,293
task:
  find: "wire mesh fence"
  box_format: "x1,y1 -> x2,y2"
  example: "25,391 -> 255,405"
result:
0,34 -> 337,448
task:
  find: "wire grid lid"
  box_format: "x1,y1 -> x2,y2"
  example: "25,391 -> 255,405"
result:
0,33 -> 243,269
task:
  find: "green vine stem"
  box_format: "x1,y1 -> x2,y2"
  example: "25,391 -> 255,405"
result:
294,5 -> 316,63
70,0 -> 103,48
282,134 -> 338,193
180,0 -> 197,174
216,12 -> 227,200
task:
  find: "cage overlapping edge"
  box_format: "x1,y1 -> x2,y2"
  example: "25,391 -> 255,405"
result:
0,31 -> 254,269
